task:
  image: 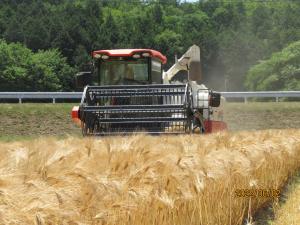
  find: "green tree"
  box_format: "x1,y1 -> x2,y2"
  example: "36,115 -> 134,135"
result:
0,39 -> 75,91
0,0 -> 299,91
28,49 -> 75,91
0,40 -> 32,91
245,41 -> 300,91
154,30 -> 183,67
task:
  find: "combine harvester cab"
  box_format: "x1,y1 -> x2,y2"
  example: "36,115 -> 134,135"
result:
71,46 -> 227,136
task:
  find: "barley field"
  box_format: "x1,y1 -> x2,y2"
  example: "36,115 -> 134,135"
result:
0,129 -> 299,225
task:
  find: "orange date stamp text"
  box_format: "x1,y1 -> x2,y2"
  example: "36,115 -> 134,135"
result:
235,188 -> 280,198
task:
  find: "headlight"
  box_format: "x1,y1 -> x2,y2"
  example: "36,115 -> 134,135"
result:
132,54 -> 141,59
142,52 -> 150,57
94,54 -> 101,59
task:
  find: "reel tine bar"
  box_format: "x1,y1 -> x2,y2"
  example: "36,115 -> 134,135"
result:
80,84 -> 191,135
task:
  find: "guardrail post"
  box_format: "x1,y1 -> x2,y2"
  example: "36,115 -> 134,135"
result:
276,97 -> 279,102
52,98 -> 56,104
244,97 -> 247,103
19,98 -> 22,104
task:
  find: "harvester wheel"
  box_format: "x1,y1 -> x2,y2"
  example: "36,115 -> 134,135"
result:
81,119 -> 100,136
92,119 -> 100,133
192,111 -> 205,134
81,121 -> 88,136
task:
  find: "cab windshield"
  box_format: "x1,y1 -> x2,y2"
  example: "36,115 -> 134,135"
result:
99,58 -> 149,85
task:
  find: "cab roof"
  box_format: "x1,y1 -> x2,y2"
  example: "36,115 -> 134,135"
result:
92,49 -> 167,64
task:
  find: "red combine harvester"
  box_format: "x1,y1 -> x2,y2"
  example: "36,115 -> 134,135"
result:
72,45 -> 227,135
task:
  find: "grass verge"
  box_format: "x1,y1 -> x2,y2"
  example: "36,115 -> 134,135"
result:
0,103 -> 81,140
224,102 -> 300,131
0,102 -> 300,141
271,171 -> 300,225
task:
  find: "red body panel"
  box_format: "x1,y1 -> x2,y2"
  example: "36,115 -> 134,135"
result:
71,106 -> 81,125
204,120 -> 228,133
92,49 -> 167,64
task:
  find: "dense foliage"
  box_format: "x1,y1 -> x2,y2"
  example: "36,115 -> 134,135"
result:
0,40 -> 75,91
0,0 -> 299,91
246,40 -> 300,91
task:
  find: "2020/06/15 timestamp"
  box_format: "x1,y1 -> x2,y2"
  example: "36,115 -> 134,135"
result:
235,189 -> 280,198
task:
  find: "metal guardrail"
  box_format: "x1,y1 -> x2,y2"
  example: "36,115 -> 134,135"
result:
220,91 -> 300,102
0,91 -> 299,103
0,92 -> 82,103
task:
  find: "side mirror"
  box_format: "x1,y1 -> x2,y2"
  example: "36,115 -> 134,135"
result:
189,60 -> 202,82
75,71 -> 92,89
209,92 -> 221,107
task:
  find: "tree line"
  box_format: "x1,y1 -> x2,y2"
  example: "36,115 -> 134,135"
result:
0,0 -> 299,91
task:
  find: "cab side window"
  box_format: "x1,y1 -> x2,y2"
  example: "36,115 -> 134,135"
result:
151,59 -> 162,84
92,61 -> 100,85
